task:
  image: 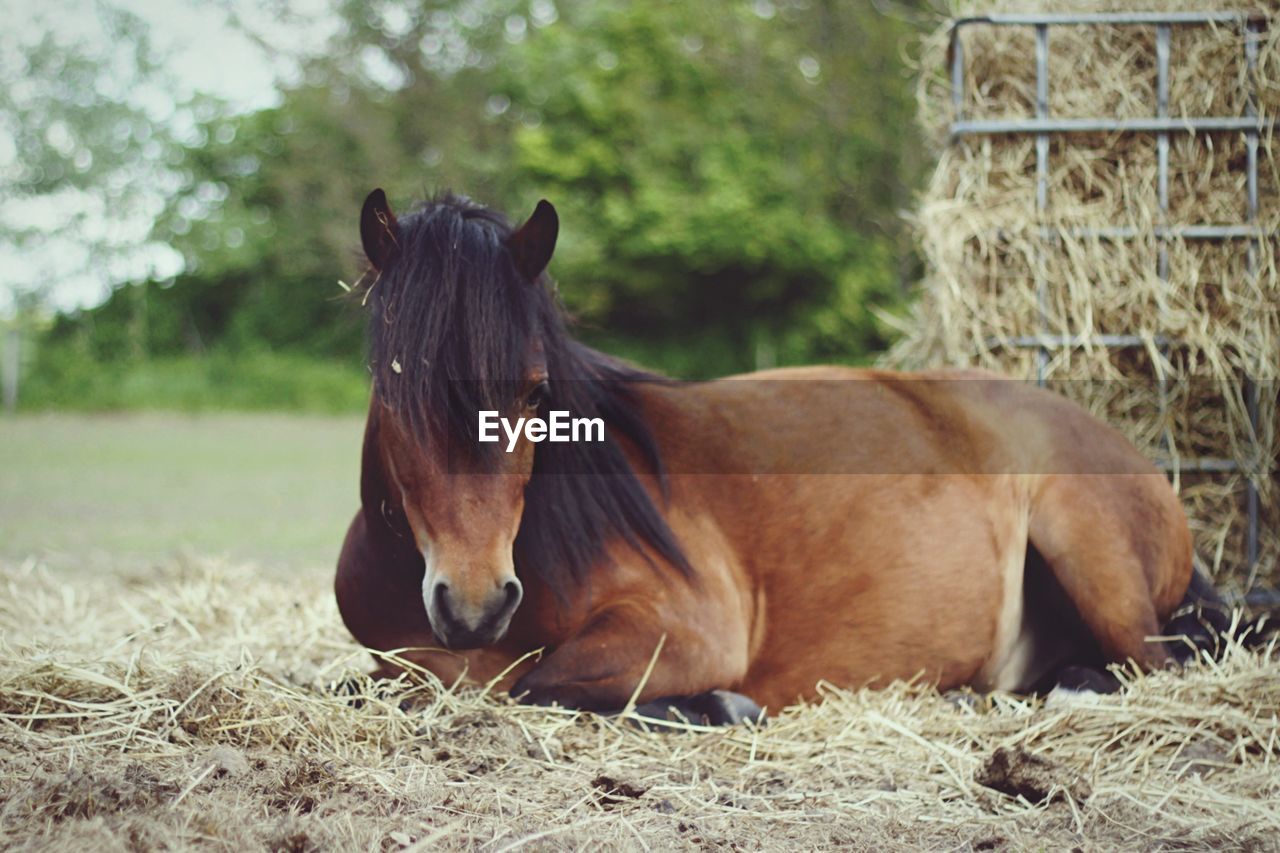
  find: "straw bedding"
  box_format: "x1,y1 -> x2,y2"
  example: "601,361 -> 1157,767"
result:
2,558 -> 1278,851
888,0 -> 1279,591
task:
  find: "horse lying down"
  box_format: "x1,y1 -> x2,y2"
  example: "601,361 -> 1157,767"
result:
334,189 -> 1233,726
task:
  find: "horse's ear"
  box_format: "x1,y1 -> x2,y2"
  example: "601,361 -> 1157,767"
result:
360,188 -> 400,272
507,199 -> 558,281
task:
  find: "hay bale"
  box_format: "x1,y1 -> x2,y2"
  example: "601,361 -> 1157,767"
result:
889,0 -> 1280,591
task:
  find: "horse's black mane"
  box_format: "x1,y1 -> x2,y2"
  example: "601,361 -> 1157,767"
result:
365,192 -> 692,591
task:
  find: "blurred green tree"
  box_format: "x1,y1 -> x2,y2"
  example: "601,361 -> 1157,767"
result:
0,6 -> 174,257
33,0 -> 928,406
497,0 -> 921,372
0,4 -> 184,406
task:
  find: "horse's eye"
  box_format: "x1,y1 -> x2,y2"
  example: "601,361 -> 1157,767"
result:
525,381 -> 550,410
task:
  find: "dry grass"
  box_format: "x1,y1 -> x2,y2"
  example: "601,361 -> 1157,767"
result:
889,0 -> 1280,590
1,557 -> 1278,851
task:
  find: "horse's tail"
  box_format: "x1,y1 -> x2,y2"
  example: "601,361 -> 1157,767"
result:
1160,566 -> 1275,663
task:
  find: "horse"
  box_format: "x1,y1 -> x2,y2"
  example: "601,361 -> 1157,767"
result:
335,189 -> 1202,724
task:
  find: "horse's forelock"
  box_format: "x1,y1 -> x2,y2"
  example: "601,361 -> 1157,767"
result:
366,193 -> 538,454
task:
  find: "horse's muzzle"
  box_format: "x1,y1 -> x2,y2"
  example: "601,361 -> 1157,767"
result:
427,577 -> 523,649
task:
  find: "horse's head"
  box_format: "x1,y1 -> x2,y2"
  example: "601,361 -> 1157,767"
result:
360,188 -> 559,649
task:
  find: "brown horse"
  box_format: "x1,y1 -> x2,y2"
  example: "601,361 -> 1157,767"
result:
336,189 -> 1197,722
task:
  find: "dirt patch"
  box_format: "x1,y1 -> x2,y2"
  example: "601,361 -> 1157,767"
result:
975,746 -> 1091,804
12,763 -> 179,821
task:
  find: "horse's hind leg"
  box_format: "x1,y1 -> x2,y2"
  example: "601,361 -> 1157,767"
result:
1027,475 -> 1193,672
1160,567 -> 1233,663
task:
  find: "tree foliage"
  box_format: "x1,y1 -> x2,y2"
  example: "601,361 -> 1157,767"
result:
0,3 -> 183,307
497,0 -> 921,370
35,0 -> 929,397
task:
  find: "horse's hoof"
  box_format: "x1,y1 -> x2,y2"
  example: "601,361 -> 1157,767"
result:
330,676 -> 371,708
634,690 -> 765,727
513,689 -> 561,709
1050,665 -> 1120,694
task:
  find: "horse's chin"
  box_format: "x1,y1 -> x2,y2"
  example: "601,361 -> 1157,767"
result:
429,620 -> 510,651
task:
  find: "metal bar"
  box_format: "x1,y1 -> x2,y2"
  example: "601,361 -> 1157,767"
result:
950,28 -> 965,121
952,116 -> 1271,136
1155,24 -> 1172,457
988,333 -> 1171,348
1246,135 -> 1259,224
1245,20 -> 1260,237
1155,458 -> 1242,473
1244,19 -> 1262,577
1035,24 -> 1050,212
950,11 -> 1272,580
1161,224 -> 1273,239
954,12 -> 1258,27
1156,24 -> 1171,279
1243,586 -> 1280,610
1034,224 -> 1274,240
1034,23 -> 1050,387
1246,19 -> 1260,222
1245,379 -> 1260,575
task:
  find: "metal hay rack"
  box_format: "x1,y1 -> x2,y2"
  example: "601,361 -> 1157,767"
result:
946,11 -> 1273,580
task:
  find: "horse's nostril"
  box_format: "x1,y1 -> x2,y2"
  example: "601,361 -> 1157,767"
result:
503,579 -> 523,611
433,581 -> 452,619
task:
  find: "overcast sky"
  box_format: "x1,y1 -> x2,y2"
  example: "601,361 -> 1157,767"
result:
0,0 -> 336,315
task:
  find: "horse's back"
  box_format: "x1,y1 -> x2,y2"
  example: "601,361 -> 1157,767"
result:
663,366 -> 1007,477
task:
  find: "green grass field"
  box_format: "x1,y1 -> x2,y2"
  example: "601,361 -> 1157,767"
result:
0,413 -> 365,573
